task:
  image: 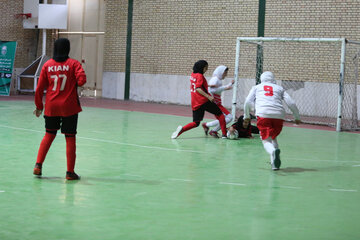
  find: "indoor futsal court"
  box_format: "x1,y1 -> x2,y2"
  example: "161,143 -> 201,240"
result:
0,96 -> 359,240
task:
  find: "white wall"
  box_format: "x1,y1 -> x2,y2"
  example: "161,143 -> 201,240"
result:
103,72 -> 191,105
102,72 -> 360,120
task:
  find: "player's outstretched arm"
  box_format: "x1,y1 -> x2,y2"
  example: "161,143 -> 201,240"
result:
244,86 -> 256,119
283,91 -> 301,124
225,80 -> 235,89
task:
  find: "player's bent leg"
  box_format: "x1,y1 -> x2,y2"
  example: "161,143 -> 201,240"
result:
211,124 -> 221,133
205,120 -> 219,128
262,138 -> 280,170
203,102 -> 226,137
34,129 -> 57,176
212,113 -> 233,133
272,138 -> 279,149
172,122 -> 200,139
225,113 -> 233,124
215,114 -> 227,138
183,121 -> 200,131
262,138 -> 275,155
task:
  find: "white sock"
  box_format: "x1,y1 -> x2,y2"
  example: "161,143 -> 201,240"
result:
262,138 -> 275,156
212,114 -> 233,132
225,113 -> 233,124
272,138 -> 279,149
206,120 -> 219,128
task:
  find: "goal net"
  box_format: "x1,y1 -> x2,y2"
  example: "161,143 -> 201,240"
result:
232,37 -> 360,131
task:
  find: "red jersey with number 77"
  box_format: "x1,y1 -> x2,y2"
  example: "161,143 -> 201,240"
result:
35,58 -> 87,117
190,73 -> 209,110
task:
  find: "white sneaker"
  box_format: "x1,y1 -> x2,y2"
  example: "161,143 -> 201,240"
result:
171,126 -> 182,139
271,149 -> 281,170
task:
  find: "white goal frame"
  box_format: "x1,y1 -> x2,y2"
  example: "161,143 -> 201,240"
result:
232,37 -> 360,132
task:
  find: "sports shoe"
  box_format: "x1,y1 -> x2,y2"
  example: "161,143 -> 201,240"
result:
66,171 -> 80,180
171,125 -> 182,139
209,130 -> 219,138
33,163 -> 42,176
202,123 -> 209,135
271,149 -> 281,170
221,134 -> 227,139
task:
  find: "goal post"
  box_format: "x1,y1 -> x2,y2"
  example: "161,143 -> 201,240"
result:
232,37 -> 360,131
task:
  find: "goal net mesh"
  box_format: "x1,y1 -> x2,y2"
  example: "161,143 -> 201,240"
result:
233,38 -> 360,131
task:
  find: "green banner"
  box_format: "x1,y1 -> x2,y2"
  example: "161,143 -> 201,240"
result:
0,41 -> 17,96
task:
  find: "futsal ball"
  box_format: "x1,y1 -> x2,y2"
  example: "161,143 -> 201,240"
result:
226,130 -> 238,140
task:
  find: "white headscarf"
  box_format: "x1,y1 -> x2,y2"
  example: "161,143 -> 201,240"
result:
260,71 -> 276,84
212,65 -> 228,80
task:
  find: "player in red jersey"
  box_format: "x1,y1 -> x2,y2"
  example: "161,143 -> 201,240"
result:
33,38 -> 86,180
171,60 -> 227,139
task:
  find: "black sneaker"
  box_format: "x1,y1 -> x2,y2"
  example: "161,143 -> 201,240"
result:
66,171 -> 80,180
33,163 -> 42,176
202,123 -> 209,135
272,149 -> 281,170
209,130 -> 219,138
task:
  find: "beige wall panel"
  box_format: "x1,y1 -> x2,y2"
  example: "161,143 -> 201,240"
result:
82,36 -> 97,88
96,35 -> 104,91
67,35 -> 82,62
84,0 -> 99,32
68,0 -> 84,32
98,0 -> 105,32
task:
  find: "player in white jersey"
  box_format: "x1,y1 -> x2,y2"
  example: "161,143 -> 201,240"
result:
244,71 -> 301,170
202,65 -> 234,138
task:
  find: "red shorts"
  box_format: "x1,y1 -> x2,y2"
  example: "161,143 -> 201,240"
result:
256,117 -> 284,140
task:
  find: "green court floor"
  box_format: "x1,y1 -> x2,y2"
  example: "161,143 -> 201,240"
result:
0,100 -> 359,240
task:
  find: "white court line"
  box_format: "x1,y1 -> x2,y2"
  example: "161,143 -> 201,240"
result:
123,174 -> 142,177
91,130 -> 106,134
0,124 -> 42,133
219,182 -> 246,186
287,157 -> 360,164
329,188 -> 357,192
0,124 -> 206,154
278,186 -> 302,189
79,136 -> 207,153
168,178 -> 193,182
134,192 -> 147,197
2,123 -> 359,162
352,165 -> 360,167
0,190 -> 5,193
